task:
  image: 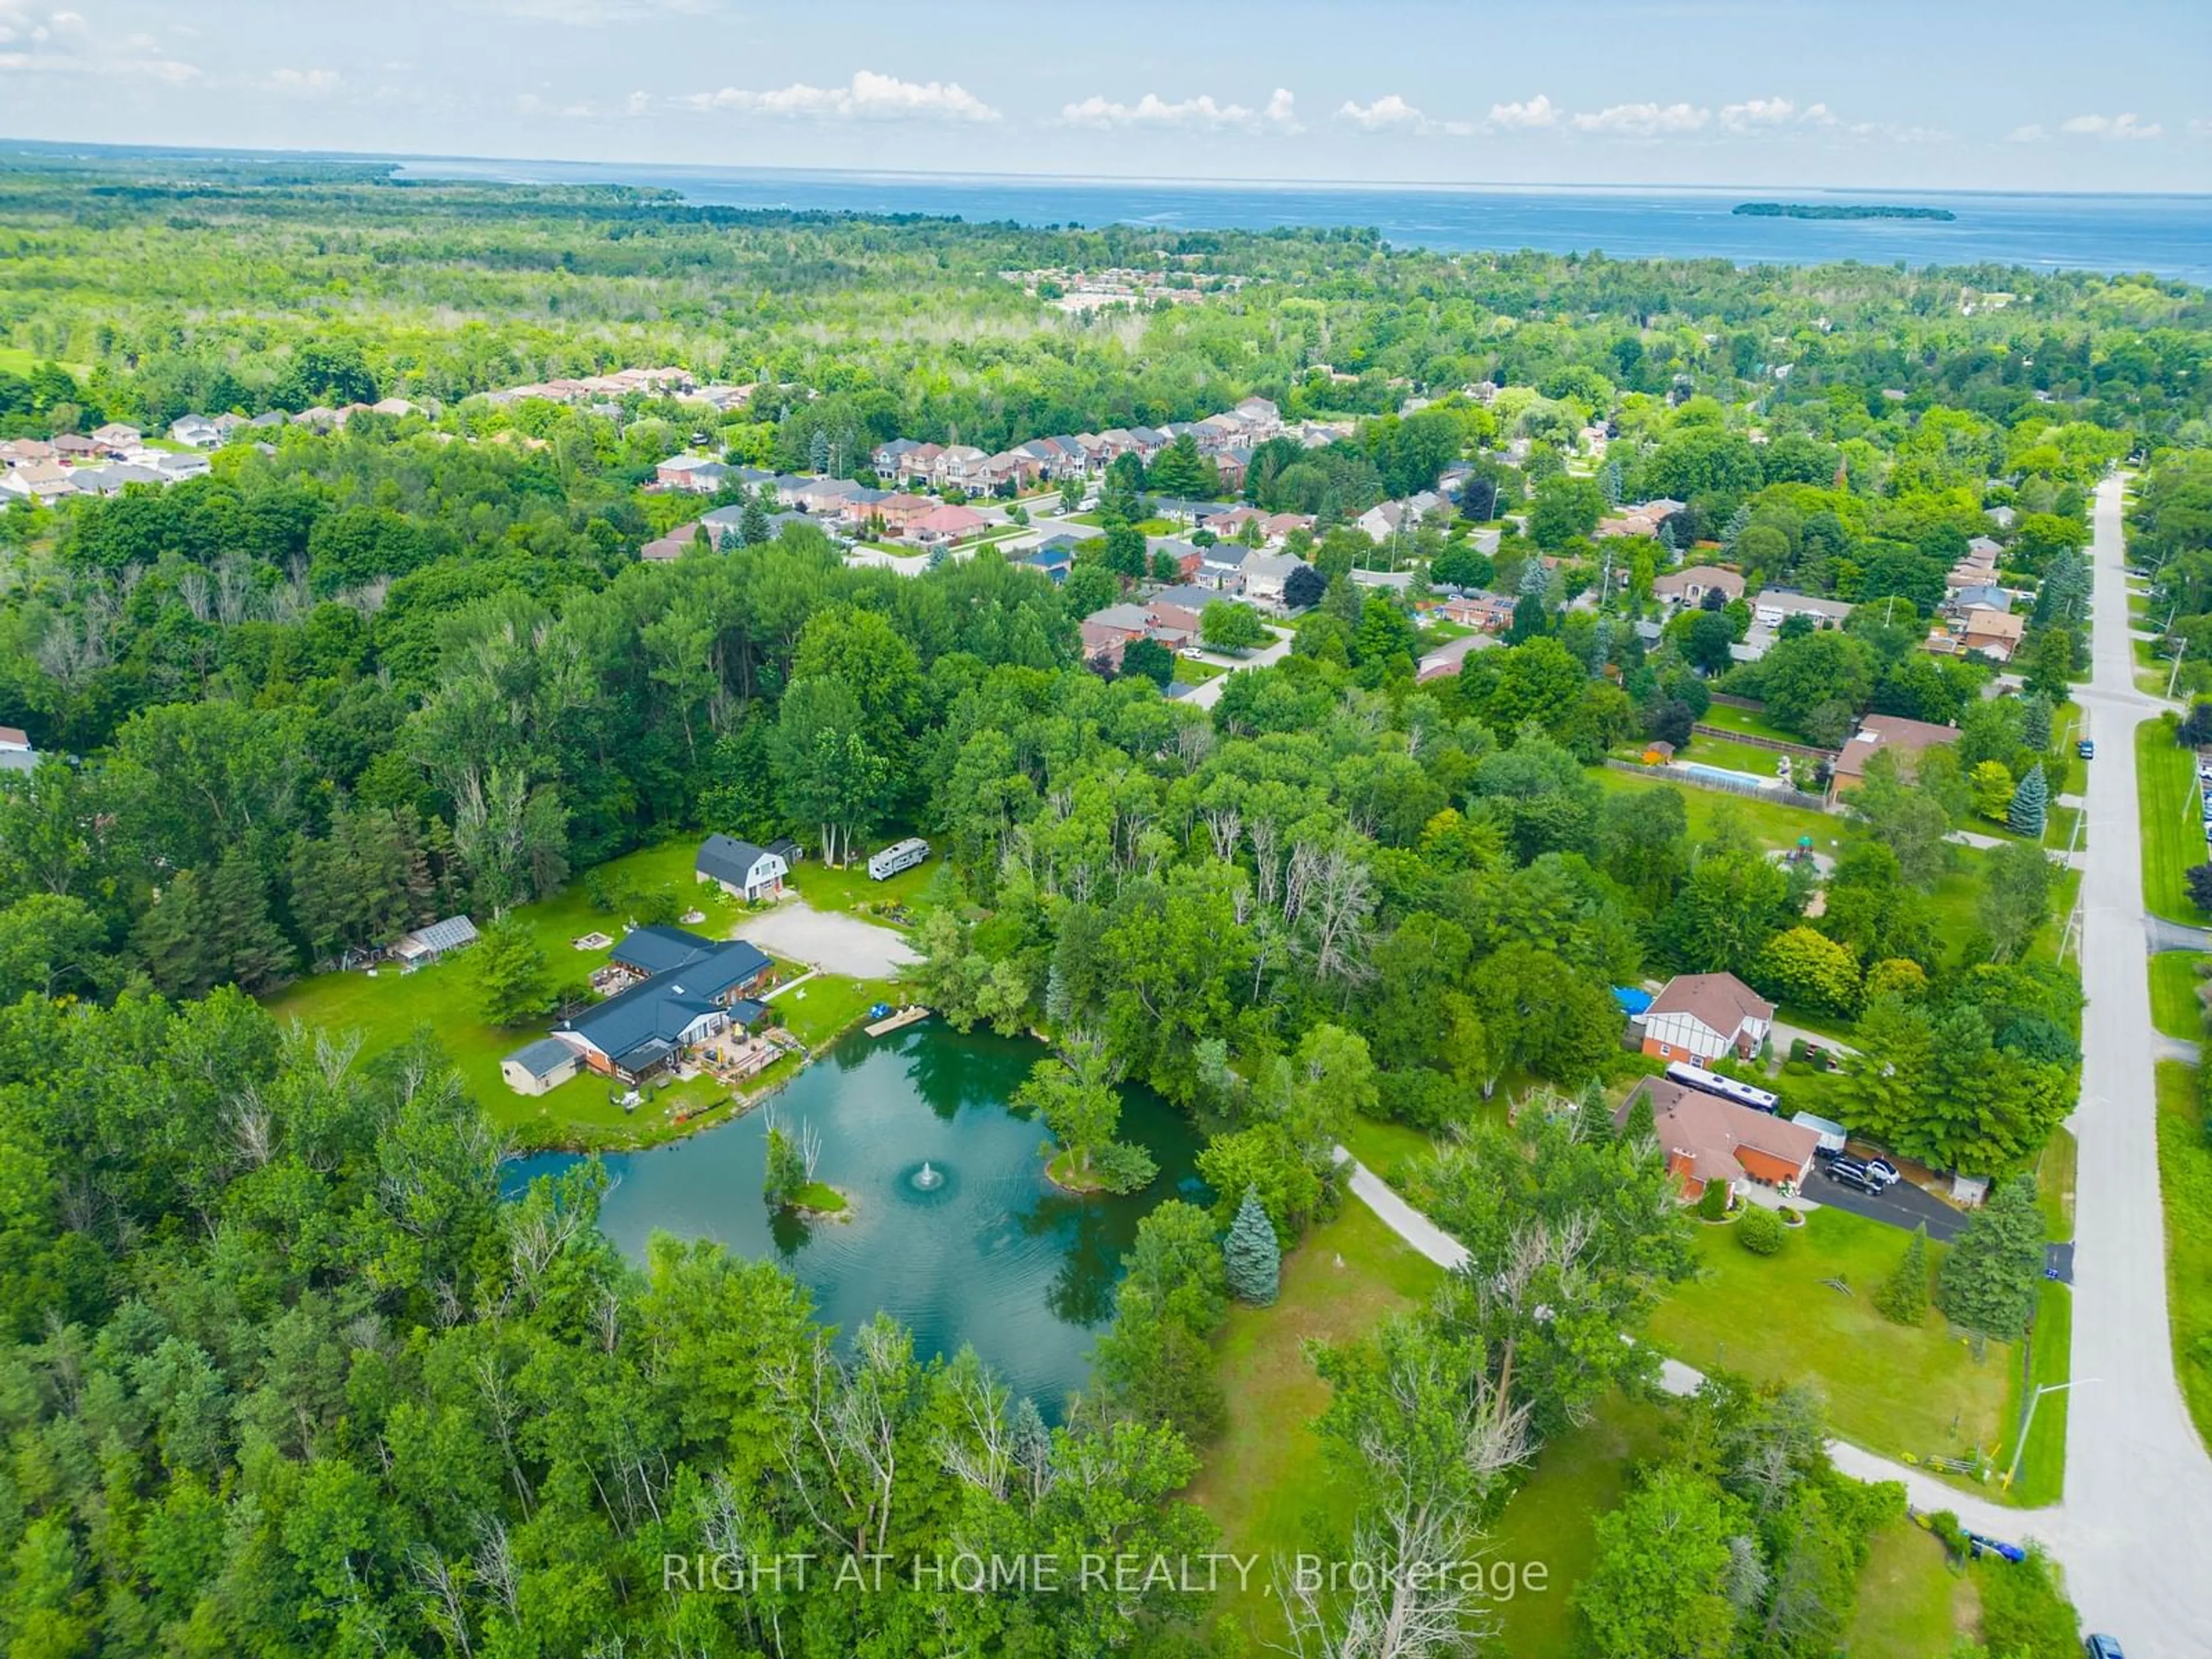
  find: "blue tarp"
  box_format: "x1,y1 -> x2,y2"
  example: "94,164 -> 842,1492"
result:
1612,986 -> 1653,1016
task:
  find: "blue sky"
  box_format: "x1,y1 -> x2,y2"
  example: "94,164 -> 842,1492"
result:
3,0 -> 2207,191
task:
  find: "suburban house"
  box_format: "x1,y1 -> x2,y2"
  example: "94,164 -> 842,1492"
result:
1197,544 -> 1250,591
501,1037 -> 583,1097
1960,605 -> 2026,661
1652,565 -> 1747,607
640,522 -> 706,562
1441,593 -> 1520,632
870,493 -> 940,535
553,929 -> 775,1084
1948,583 -> 2011,616
1027,543 -> 1074,584
930,445 -> 990,488
1829,714 -> 1960,798
0,725 -> 36,775
910,503 -> 989,544
872,438 -> 925,481
1242,551 -> 1310,611
1639,972 -> 1774,1063
1986,505 -> 2018,531
696,834 -> 790,902
387,915 -> 479,969
1752,592 -> 1853,628
169,415 -> 224,449
91,422 -> 142,452
1149,538 -> 1205,579
1618,1076 -> 1820,1203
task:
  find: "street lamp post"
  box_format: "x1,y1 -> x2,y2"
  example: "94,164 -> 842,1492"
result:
2007,1378 -> 2096,1489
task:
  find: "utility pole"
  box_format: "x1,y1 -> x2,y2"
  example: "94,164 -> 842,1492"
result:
2168,632 -> 2190,702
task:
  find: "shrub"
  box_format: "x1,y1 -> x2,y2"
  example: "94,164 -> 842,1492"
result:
1737,1206 -> 1786,1255
1697,1180 -> 1729,1221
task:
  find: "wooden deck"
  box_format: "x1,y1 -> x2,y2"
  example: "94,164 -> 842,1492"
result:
863,1005 -> 932,1038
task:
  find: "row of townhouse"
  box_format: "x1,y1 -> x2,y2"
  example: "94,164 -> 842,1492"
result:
2,423 -> 215,503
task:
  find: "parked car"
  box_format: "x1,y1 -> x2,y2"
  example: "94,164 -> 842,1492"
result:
2084,1634 -> 2126,1658
1824,1162 -> 1882,1196
1864,1157 -> 1900,1188
2078,738 -> 2094,759
1964,1531 -> 2026,1563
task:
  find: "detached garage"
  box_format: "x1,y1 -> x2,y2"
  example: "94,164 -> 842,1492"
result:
502,1037 -> 582,1096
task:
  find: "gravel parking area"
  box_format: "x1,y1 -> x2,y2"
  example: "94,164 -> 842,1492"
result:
732,899 -> 919,979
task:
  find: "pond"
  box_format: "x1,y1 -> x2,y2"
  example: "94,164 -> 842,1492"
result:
505,1021 -> 1207,1409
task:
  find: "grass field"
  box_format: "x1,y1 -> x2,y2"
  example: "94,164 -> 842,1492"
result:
2154,1059 -> 2212,1445
1593,766 -> 1847,857
2137,718 -> 2205,923
1339,1113 -> 1449,1184
1696,699 -> 1814,748
2150,953 -> 2210,1040
1647,1207 -> 2017,1479
2004,1280 -> 2071,1507
782,854 -> 933,923
2035,1127 -> 2077,1245
265,839 -> 912,1150
1487,1392 -> 1673,1657
1188,1200 -> 1444,1639
1671,733 -> 1798,781
1846,1521 -> 1978,1658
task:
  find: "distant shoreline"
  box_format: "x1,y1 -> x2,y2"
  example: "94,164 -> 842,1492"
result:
1734,202 -> 1959,222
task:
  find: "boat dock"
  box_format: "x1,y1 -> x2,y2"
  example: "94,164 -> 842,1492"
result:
864,1005 -> 931,1037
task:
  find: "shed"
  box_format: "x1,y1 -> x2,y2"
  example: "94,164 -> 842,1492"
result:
501,1037 -> 582,1096
1790,1112 -> 1849,1153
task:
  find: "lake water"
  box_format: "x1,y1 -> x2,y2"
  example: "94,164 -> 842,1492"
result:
401,158 -> 2212,284
505,1021 -> 1206,1410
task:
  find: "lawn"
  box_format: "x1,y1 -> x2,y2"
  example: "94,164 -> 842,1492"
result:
2003,1280 -> 2071,1507
2155,1059 -> 2212,1445
1669,733 -> 1798,782
1845,1520 -> 1978,1659
2137,717 -> 2205,924
1339,1113 -> 1452,1184
1647,1207 -> 2017,1479
2035,1127 -> 2077,1245
1695,699 -> 1812,748
265,839 -> 904,1150
1487,1392 -> 1674,1657
783,853 -> 934,924
1592,766 -> 1849,857
1187,1199 -> 1444,1639
2149,952 -> 2210,1040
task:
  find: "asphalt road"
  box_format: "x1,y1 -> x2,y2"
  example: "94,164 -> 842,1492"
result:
2059,472 -> 2212,1652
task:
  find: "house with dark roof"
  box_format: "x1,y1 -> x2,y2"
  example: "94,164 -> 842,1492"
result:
1640,972 -> 1774,1063
555,929 -> 775,1082
1619,1077 -> 1820,1203
696,834 -> 789,902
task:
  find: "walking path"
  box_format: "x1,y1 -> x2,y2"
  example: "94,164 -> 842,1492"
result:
1330,1145 -> 2061,1548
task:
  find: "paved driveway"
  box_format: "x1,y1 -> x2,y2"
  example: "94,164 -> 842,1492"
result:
731,899 -> 918,980
1803,1173 -> 1965,1242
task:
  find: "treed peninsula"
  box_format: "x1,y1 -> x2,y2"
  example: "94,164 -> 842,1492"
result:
1733,200 -> 1959,221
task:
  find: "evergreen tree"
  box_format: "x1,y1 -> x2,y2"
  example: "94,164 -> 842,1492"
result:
132,868 -> 221,998
1936,1175 -> 2045,1340
2020,695 -> 2052,752
471,915 -> 554,1027
209,850 -> 296,993
1873,1225 -> 1930,1324
1222,1187 -> 1281,1305
1722,503 -> 1753,550
1658,520 -> 1680,559
808,427 -> 831,474
1599,457 -> 1623,507
739,494 -> 770,547
2008,760 -> 2049,838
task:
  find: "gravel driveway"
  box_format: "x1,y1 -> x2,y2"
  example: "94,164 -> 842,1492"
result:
731,899 -> 919,980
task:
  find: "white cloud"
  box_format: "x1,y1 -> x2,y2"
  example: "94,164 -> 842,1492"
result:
2191,118 -> 2212,138
0,4 -> 197,81
475,0 -> 721,22
681,69 -> 999,123
1338,93 -> 1426,131
1719,96 -> 1832,132
2058,112 -> 2162,141
1061,87 -> 1299,134
2008,123 -> 2048,143
263,66 -> 340,97
1572,100 -> 1712,136
1487,93 -> 1560,130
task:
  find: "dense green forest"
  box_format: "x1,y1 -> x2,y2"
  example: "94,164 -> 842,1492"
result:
0,153 -> 2187,1654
